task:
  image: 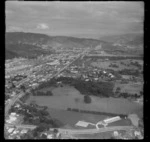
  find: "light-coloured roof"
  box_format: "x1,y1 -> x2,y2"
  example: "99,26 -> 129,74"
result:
20,129 -> 28,134
75,121 -> 89,127
103,116 -> 121,123
8,128 -> 14,133
47,134 -> 53,139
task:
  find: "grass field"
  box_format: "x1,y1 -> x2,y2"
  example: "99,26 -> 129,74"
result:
27,85 -> 143,117
72,131 -> 113,139
45,107 -> 131,129
90,59 -> 143,71
114,82 -> 143,95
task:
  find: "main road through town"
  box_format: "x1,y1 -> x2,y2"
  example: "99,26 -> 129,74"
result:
5,47 -> 92,118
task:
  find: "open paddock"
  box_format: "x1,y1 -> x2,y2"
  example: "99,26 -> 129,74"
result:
26,85 -> 143,117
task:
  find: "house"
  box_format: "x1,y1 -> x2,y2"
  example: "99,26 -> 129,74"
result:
85,79 -> 89,81
20,129 -> 28,134
103,71 -> 106,74
47,134 -> 53,139
75,121 -> 95,128
103,116 -> 121,124
8,128 -> 15,133
6,115 -> 17,124
75,121 -> 90,127
96,116 -> 121,129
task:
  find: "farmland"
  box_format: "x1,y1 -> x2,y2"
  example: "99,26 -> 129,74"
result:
26,85 -> 143,117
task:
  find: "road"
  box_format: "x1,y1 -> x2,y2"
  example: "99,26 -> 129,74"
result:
5,89 -> 30,118
5,123 -> 134,135
53,126 -> 134,135
50,47 -> 91,79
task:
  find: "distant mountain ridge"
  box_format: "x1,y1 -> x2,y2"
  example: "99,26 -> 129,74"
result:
5,32 -> 143,60
100,33 -> 143,46
5,32 -> 104,59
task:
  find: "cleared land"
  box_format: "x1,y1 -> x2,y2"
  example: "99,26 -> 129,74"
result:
41,107 -> 131,129
90,59 -> 143,71
114,82 -> 143,95
27,85 -> 142,116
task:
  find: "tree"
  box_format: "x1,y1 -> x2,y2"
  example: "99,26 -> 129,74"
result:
116,87 -> 121,92
84,95 -> 92,104
20,85 -> 26,92
140,91 -> 143,96
41,134 -> 47,139
53,128 -> 58,134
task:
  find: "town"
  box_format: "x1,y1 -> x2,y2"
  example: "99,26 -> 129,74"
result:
5,1 -> 144,139
5,41 -> 143,139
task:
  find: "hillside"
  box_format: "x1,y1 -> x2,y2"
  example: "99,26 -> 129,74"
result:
5,32 -> 103,59
5,32 -> 143,60
100,33 -> 143,46
99,33 -> 143,56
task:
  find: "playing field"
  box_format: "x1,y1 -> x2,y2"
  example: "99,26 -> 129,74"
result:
27,85 -> 143,116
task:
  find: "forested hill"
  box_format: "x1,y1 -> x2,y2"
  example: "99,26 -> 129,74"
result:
5,32 -> 104,59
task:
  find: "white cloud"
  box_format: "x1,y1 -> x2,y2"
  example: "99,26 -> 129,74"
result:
37,23 -> 49,30
7,26 -> 23,32
5,10 -> 13,14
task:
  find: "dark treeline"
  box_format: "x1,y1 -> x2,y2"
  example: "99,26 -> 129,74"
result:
84,56 -> 143,61
109,63 -> 119,68
33,91 -> 53,96
36,77 -> 114,98
118,69 -> 141,76
130,61 -> 142,69
67,108 -> 127,118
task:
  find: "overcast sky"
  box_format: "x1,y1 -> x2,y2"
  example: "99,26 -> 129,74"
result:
6,1 -> 144,38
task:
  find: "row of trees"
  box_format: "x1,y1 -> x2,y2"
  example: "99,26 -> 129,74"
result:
32,91 -> 53,96
109,63 -> 119,68
34,77 -> 114,98
118,69 -> 140,77
115,87 -> 143,99
66,107 -> 127,118
130,61 -> 142,69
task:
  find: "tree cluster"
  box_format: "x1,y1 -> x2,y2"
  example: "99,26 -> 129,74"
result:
109,63 -> 119,68
114,92 -> 142,99
20,92 -> 30,103
84,95 -> 92,103
10,103 -> 63,128
118,69 -> 140,77
34,77 -> 114,98
130,61 -> 142,69
67,107 -> 127,118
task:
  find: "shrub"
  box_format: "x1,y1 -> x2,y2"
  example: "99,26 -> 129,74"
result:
84,95 -> 92,104
67,108 -> 71,111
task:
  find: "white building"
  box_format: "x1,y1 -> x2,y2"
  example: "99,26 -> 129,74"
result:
103,71 -> 107,74
96,116 -> 121,129
20,129 -> 28,134
103,116 -> 121,124
75,121 -> 95,128
47,134 -> 53,139
8,128 -> 14,133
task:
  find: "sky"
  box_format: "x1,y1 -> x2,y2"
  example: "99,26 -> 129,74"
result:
6,1 -> 144,39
